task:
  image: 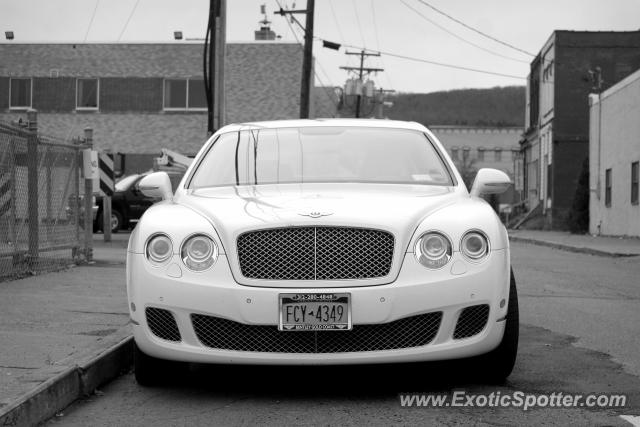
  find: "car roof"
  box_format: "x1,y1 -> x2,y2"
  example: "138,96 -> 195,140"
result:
215,118 -> 428,134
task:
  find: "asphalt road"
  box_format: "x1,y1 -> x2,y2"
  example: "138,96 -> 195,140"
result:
47,241 -> 640,426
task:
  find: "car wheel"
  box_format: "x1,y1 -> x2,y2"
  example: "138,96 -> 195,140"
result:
134,343 -> 172,387
474,269 -> 519,383
111,210 -> 123,233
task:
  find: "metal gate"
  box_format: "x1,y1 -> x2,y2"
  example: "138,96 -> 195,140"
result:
0,119 -> 87,280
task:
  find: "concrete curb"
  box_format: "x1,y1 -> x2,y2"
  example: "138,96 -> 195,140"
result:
509,235 -> 639,258
0,334 -> 133,427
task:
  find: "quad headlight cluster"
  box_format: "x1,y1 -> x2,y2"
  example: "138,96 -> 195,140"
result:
415,230 -> 490,269
145,233 -> 218,271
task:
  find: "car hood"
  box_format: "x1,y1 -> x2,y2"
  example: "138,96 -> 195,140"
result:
176,183 -> 461,287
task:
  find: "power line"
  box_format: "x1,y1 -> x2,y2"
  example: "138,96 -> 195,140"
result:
83,0 -> 100,42
400,0 -> 529,64
414,0 -> 536,57
275,0 -> 340,115
351,0 -> 367,47
378,48 -> 525,79
312,43 -> 337,86
117,0 -> 141,42
321,39 -> 525,80
328,0 -> 345,44
370,0 -> 394,90
275,0 -> 316,118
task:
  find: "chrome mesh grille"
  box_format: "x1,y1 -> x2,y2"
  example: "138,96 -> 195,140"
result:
191,312 -> 442,353
237,227 -> 394,280
145,307 -> 181,342
453,304 -> 490,339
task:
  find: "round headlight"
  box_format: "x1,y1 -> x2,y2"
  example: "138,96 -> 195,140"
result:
146,234 -> 173,264
181,234 -> 217,271
415,232 -> 452,269
461,231 -> 490,261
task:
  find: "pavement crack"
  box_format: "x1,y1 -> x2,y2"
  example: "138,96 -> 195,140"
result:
67,310 -> 129,315
0,365 -> 39,370
520,293 -> 640,301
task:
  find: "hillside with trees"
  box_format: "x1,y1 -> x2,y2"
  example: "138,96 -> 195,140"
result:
385,86 -> 525,127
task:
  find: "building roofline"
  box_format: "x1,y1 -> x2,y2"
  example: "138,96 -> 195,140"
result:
552,29 -> 640,35
594,69 -> 640,104
533,29 -> 640,61
0,40 -> 300,46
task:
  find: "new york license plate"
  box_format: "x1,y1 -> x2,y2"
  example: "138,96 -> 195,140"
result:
279,293 -> 352,331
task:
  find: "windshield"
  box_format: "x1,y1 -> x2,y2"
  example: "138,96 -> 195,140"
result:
115,174 -> 140,191
188,127 -> 453,188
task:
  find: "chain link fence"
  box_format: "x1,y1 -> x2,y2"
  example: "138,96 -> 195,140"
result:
0,118 -> 89,281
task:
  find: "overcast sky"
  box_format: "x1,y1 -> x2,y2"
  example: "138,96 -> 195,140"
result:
2,0 -> 639,93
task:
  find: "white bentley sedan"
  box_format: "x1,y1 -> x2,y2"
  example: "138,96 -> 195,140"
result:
127,119 -> 518,385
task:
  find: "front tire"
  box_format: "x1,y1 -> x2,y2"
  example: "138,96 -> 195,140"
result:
133,343 -> 188,386
134,343 -> 168,386
474,269 -> 519,383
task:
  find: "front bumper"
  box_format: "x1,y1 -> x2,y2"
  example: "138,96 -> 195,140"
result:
127,249 -> 510,365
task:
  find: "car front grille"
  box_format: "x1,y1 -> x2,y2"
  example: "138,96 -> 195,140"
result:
190,312 -> 442,353
453,304 -> 490,339
237,226 -> 394,280
145,307 -> 181,342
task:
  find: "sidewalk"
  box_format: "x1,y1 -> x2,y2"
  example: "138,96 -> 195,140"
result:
509,230 -> 640,257
0,233 -> 130,426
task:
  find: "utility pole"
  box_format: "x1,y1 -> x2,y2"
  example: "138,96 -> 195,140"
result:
204,0 -> 226,135
340,50 -> 383,118
275,0 -> 315,119
217,0 -> 226,129
589,66 -> 604,199
374,88 -> 395,119
300,0 -> 314,119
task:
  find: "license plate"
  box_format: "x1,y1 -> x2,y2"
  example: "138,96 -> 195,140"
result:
279,293 -> 352,331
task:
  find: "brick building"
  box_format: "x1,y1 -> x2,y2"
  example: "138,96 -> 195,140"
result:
431,126 -> 523,205
0,42 -> 336,172
520,31 -> 640,229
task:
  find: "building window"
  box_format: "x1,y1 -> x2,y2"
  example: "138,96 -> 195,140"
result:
477,148 -> 485,161
187,79 -> 207,109
164,79 -> 187,109
462,147 -> 470,161
9,78 -> 32,109
494,148 -> 502,162
76,78 -> 99,109
164,79 -> 207,110
605,168 -> 612,207
632,161 -> 639,205
450,147 -> 459,161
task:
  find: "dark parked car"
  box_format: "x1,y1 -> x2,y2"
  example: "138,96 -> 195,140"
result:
95,172 -> 183,233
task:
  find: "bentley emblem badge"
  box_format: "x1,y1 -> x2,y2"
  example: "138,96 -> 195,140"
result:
298,210 -> 333,218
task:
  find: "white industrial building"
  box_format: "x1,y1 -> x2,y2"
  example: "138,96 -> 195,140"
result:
589,68 -> 640,237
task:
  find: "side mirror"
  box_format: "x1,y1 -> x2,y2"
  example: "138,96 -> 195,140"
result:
138,172 -> 173,201
470,168 -> 511,198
